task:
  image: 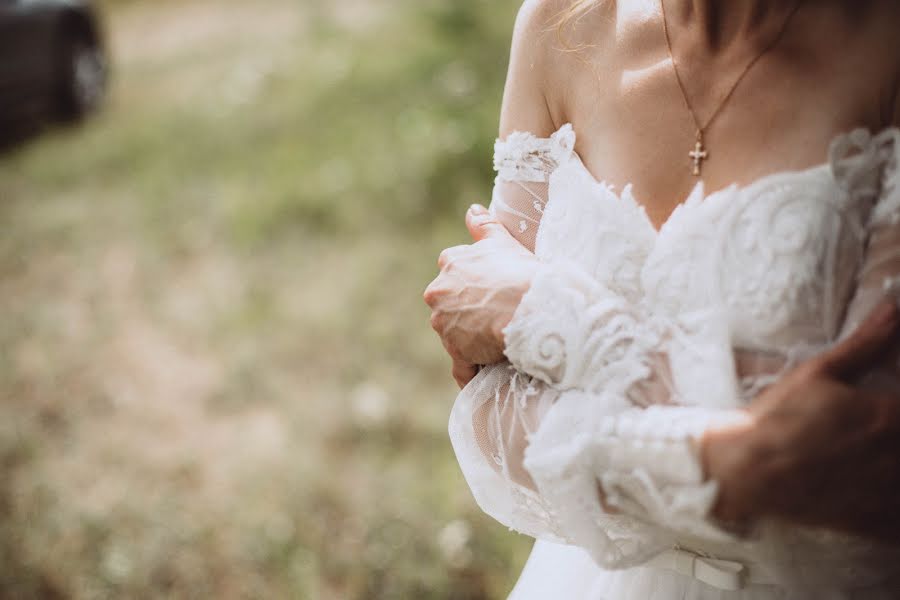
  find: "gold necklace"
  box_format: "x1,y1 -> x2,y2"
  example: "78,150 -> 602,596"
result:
660,0 -> 804,176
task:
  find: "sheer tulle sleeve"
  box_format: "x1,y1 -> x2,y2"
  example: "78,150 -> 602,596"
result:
448,127 -> 751,569
449,126 -> 900,572
497,246 -> 751,567
837,128 -> 900,388
489,124 -> 576,253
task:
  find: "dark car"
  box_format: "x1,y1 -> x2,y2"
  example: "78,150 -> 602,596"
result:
0,0 -> 107,136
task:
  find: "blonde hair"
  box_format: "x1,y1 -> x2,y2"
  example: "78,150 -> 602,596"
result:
551,0 -> 605,52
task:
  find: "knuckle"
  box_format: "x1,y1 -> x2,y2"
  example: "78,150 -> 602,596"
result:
445,343 -> 463,361
438,244 -> 469,270
438,246 -> 464,269
437,249 -> 450,269
423,280 -> 443,305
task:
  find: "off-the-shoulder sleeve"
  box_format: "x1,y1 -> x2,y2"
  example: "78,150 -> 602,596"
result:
449,126 -> 751,570
489,124 -> 575,252
837,128 -> 900,389
450,125 -> 900,579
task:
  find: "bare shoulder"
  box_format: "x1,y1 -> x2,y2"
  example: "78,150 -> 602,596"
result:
866,0 -> 900,126
884,2 -> 900,126
867,1 -> 900,66
507,0 -> 584,82
500,0 -> 611,137
498,1 -> 569,138
512,0 -> 572,41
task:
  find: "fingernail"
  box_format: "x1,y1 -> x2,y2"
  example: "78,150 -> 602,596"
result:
469,204 -> 488,216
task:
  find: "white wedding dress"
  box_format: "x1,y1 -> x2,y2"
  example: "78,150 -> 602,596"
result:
448,123 -> 900,599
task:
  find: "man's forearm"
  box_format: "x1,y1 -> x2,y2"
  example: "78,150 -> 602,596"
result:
703,385 -> 900,543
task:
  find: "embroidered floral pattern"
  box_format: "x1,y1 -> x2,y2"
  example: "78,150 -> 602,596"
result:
448,124 -> 900,589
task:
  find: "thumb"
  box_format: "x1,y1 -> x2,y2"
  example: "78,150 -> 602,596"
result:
465,204 -> 511,242
816,297 -> 900,381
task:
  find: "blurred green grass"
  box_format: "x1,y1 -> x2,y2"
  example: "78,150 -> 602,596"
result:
0,0 -> 533,598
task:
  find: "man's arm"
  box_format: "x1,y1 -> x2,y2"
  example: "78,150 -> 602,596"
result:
704,69 -> 900,542
703,296 -> 900,542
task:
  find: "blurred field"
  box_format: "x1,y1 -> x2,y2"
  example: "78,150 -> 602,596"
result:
0,0 -> 533,598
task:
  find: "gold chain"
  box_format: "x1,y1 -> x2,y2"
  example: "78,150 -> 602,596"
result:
660,0 -> 804,175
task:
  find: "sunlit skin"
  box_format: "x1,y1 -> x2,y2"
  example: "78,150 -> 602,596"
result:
425,0 -> 900,541
424,204 -> 537,386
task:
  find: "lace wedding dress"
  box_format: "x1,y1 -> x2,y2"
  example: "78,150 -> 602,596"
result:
448,123 -> 900,599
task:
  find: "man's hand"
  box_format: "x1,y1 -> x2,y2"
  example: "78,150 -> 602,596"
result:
424,204 -> 537,385
702,298 -> 900,542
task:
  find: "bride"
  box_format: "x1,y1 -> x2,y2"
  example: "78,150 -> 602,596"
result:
424,0 -> 900,597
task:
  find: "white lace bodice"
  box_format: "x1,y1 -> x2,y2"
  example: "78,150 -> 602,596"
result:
448,123 -> 900,595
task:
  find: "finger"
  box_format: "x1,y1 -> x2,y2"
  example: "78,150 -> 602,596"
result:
816,298 -> 900,381
465,204 -> 512,242
452,359 -> 478,388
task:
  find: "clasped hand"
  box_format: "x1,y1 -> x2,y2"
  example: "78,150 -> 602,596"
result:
423,204 -> 537,387
702,297 -> 900,541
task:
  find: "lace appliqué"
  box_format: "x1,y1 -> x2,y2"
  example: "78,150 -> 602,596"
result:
490,124 -> 577,249
493,124 -> 575,183
449,122 -> 900,586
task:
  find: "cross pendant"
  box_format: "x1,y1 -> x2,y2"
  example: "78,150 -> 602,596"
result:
689,139 -> 708,176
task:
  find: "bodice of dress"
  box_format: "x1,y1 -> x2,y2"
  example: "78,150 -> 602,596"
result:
448,123 -> 900,596
522,124 -> 890,361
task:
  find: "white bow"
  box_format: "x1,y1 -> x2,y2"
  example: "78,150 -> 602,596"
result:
646,547 -> 748,590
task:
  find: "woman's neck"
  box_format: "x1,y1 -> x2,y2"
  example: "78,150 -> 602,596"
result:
668,0 -> 800,50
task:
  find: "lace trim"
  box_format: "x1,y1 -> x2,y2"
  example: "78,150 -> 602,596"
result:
451,122 -> 900,579
493,123 -> 576,182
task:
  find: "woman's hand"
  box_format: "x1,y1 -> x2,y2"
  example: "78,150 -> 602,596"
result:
424,204 -> 538,384
702,298 -> 900,542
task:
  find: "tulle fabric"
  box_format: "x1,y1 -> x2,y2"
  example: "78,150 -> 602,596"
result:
509,541 -> 785,600
510,540 -> 900,600
448,123 -> 900,597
